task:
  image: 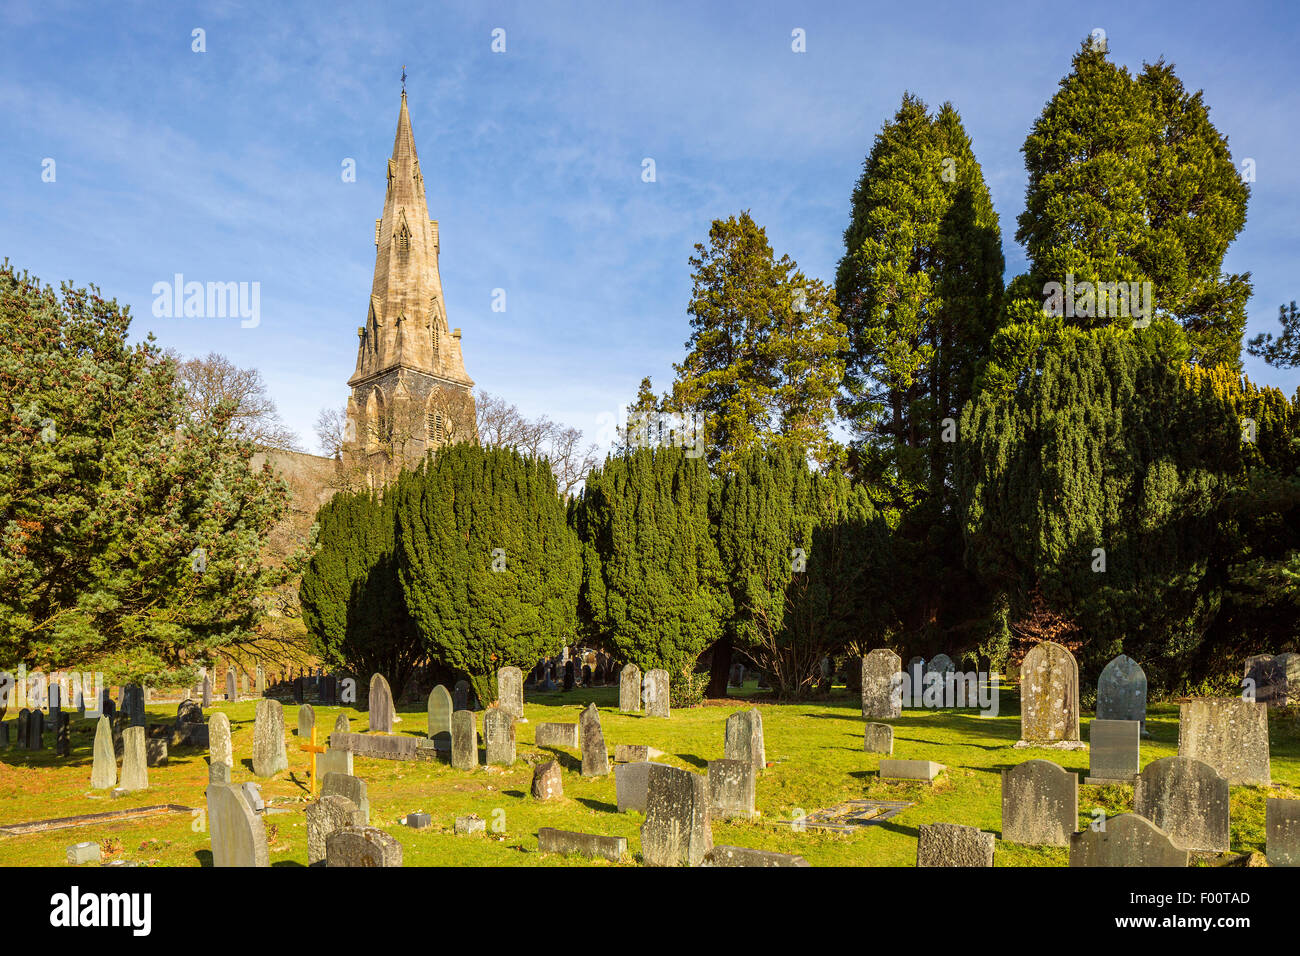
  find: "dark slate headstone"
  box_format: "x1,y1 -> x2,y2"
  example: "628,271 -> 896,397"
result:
0,722 -> 8,749
1069,813 -> 1188,867
225,670 -> 237,700
27,709 -> 44,750
1133,756 -> 1229,853
1096,654 -> 1148,734
176,699 -> 203,727
55,711 -> 71,757
453,679 -> 470,711
123,683 -> 146,727
562,661 -> 575,692
641,764 -> 712,866
1266,798 -> 1300,867
916,823 -> 995,867
427,685 -> 452,752
451,710 -> 478,771
861,649 -> 902,719
1001,759 -> 1077,847
367,673 -> 394,734
1015,640 -> 1082,748
15,709 -> 29,751
1178,698 -> 1270,785
201,674 -> 212,709
292,676 -> 305,704
579,703 -> 609,777
1086,719 -> 1140,784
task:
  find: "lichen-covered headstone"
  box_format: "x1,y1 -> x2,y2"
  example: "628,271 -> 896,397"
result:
427,685 -> 452,751
1133,756 -> 1229,853
927,654 -> 955,676
1177,698 -> 1270,785
327,826 -> 402,867
497,665 -> 524,718
1086,719 -> 1140,783
484,707 -> 516,765
707,759 -> 756,820
1001,759 -> 1077,847
619,663 -> 642,713
532,759 -> 562,800
367,673 -> 394,734
1096,654 -> 1147,734
297,704 -> 315,741
580,703 -> 609,777
255,665 -> 265,698
644,669 -> 670,718
1266,798 -> 1300,867
916,823 -> 994,867
208,712 -> 233,782
863,722 -> 894,755
333,712 -> 351,735
1069,813 -> 1188,867
723,708 -> 765,773
1015,641 -> 1082,748
207,781 -> 270,867
119,725 -> 148,791
861,649 -> 902,719
451,710 -> 478,771
90,715 -> 116,789
321,771 -> 369,824
306,794 -> 365,866
252,699 -> 288,777
641,764 -> 712,866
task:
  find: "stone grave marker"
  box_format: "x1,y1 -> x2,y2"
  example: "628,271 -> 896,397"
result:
1015,640 -> 1082,748
321,771 -> 369,824
497,665 -> 524,719
201,674 -> 212,709
317,746 -> 353,778
326,826 -> 402,867
1086,719 -> 1140,784
723,708 -> 765,773
451,710 -> 478,771
252,699 -> 288,777
484,707 -> 516,765
26,709 -> 43,750
644,669 -> 670,717
207,781 -> 270,867
297,703 -> 315,741
306,794 -> 364,866
55,712 -> 70,757
535,722 -> 579,748
1177,698 -> 1270,785
532,759 -> 562,800
704,846 -> 809,867
1133,755 -> 1229,853
15,709 -> 28,751
1096,654 -> 1148,734
90,715 -> 116,789
368,673 -> 394,734
863,722 -> 894,754
1001,759 -> 1077,847
927,653 -> 955,676
208,712 -> 233,782
707,759 -> 757,820
916,823 -> 995,867
580,703 -> 609,776
225,670 -> 237,700
119,726 -> 148,791
333,713 -> 351,735
861,649 -> 902,719
427,685 -> 452,751
538,828 -> 626,862
619,663 -> 642,713
616,761 -> 657,813
879,759 -> 944,782
1266,798 -> 1299,867
641,764 -> 712,866
1069,813 -> 1188,867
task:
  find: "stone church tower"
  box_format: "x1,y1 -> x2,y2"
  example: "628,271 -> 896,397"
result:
344,88 -> 475,485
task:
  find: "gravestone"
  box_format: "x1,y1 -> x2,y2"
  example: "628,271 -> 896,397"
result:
615,743 -> 662,762
1096,654 -> 1148,735
484,707 -> 516,765
863,722 -> 894,754
707,759 -> 757,820
306,794 -> 365,866
531,760 -> 563,800
0,722 -> 9,749
119,725 -> 148,791
580,703 -> 609,776
206,781 -> 270,867
298,703 -> 315,741
451,710 -> 478,771
145,737 -> 168,767
1266,798 -> 1300,867
208,712 -> 233,782
538,828 -> 627,862
368,673 -> 394,734
704,846 -> 810,867
916,823 -> 995,867
1086,719 -> 1140,784
861,649 -> 902,719
1001,759 -> 1077,847
333,713 -> 351,735
90,716 -> 116,789
225,670 -> 237,700
326,826 -> 402,867
453,680 -> 470,711
619,664 -> 642,713
644,669 -> 670,718
1177,698 -> 1270,785
641,764 -> 712,866
1015,640 -> 1082,748
455,815 -> 486,835
582,664 -> 592,686
201,674 -> 212,709
562,662 -> 575,692
27,709 -> 45,750
123,683 -> 146,727
1133,756 -> 1229,853
535,722 -> 579,748
317,747 -> 353,778
321,771 -> 370,824
1245,652 -> 1300,706
497,665 -> 524,719
879,759 -> 945,782
616,761 -> 659,813
1069,813 -> 1188,867
252,699 -> 288,777
176,699 -> 203,728
927,653 -> 955,676
255,665 -> 265,697
427,685 -> 452,751
241,673 -> 249,697
15,709 -> 28,751
724,708 -> 765,773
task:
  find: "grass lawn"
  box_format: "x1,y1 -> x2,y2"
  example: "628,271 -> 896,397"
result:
1,682 -> 1296,866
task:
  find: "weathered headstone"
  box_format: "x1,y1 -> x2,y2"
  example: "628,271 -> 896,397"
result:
453,679 -> 470,711
1266,798 -> 1300,867
879,759 -> 945,782
321,771 -> 369,824
863,722 -> 894,754
1096,654 -> 1148,734
317,746 -> 353,778
641,764 -> 712,866
297,703 -> 315,741
145,737 -> 168,767
119,725 -> 148,791
66,842 -> 101,865
916,823 -> 995,867
326,826 -> 402,867
1015,640 -> 1082,748
538,828 -> 626,862
724,708 -> 765,773
455,814 -> 486,835
707,759 -> 757,820
614,743 -> 661,762
207,781 -> 270,867
208,711 -> 233,782
306,794 -> 365,866
1069,813 -> 1188,867
532,759 -> 563,800
123,683 -> 145,727
927,653 -> 955,676
1177,698 -> 1270,785
703,846 -> 809,867
427,685 -> 452,751
861,649 -> 902,719
580,703 -> 609,776
484,707 -> 516,765
367,673 -> 394,734
333,712 -> 351,735
497,665 -> 524,719
27,709 -> 45,750
451,710 -> 478,771
1133,756 -> 1229,853
1086,719 -> 1140,783
1244,652 -> 1300,706
176,698 -> 202,727
252,699 -> 288,777
619,663 -> 642,713
201,673 -> 213,709
225,670 -> 237,700
255,665 -> 265,698
90,715 -> 116,789
535,722 -> 579,748
1001,759 -> 1078,847
644,668 -> 670,718
616,761 -> 658,813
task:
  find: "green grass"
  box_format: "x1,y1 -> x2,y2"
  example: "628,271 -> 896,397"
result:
1,682 -> 1296,866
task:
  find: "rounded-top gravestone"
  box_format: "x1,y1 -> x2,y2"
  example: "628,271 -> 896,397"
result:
1096,654 -> 1148,735
368,673 -> 394,734
1015,641 -> 1082,749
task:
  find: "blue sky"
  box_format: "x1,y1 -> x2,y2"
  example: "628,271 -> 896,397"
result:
2,0 -> 1298,454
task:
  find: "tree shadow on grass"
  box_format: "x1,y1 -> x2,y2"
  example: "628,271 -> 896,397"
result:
542,749 -> 581,773
575,796 -> 618,813
503,789 -> 526,798
673,753 -> 708,771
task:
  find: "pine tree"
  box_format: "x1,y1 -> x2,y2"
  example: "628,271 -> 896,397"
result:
1247,302 -> 1300,369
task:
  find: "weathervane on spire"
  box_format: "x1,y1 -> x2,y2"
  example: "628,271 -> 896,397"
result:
401,64 -> 407,94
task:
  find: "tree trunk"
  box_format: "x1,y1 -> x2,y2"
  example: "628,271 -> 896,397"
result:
705,633 -> 733,698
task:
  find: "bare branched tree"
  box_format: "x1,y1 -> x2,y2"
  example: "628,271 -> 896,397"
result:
172,350 -> 302,451
475,389 -> 600,497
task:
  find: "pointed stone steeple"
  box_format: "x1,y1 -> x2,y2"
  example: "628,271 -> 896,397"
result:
344,87 -> 476,484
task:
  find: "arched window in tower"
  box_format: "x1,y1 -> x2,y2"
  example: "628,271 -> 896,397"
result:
397,227 -> 410,259
426,409 -> 445,446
